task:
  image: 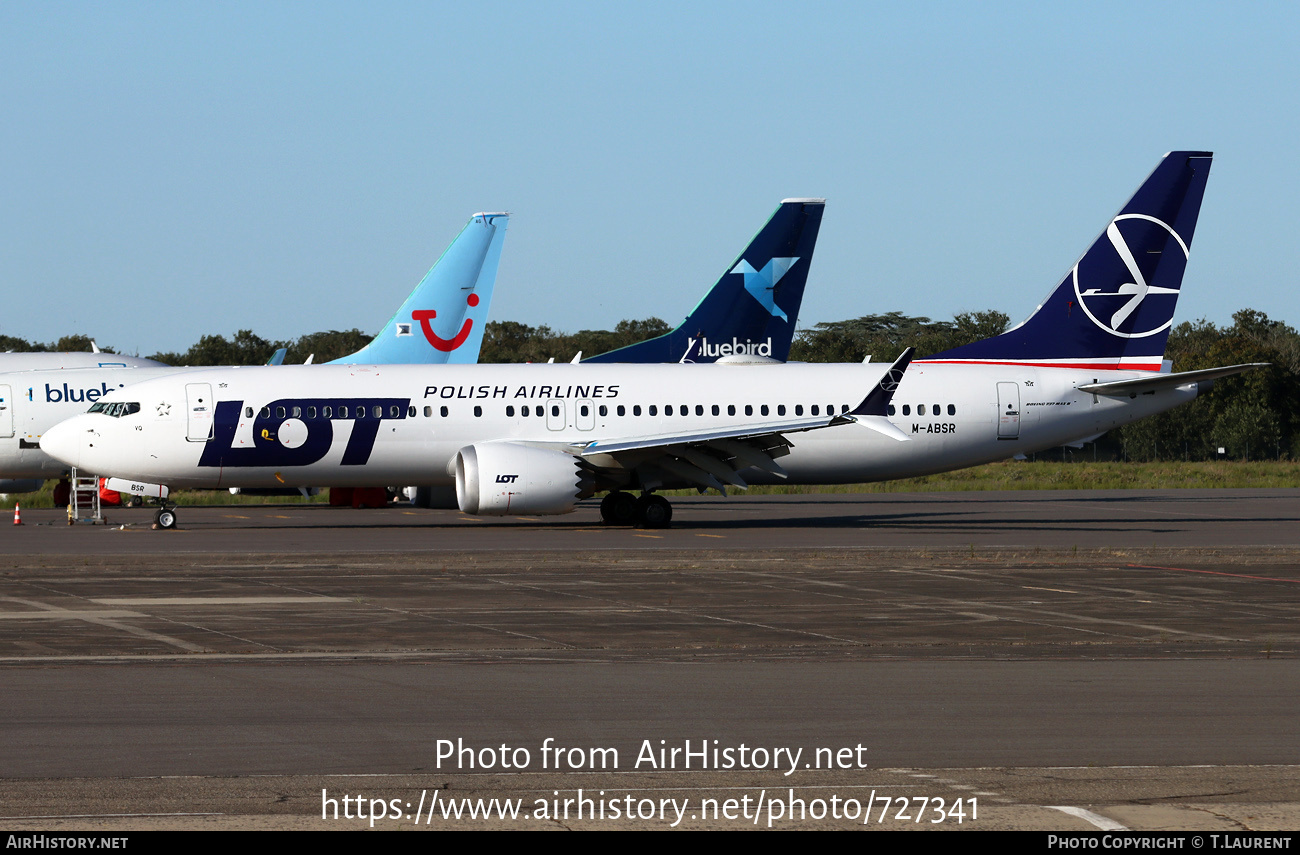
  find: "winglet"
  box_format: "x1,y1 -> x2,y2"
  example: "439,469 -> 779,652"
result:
266,347 -> 287,366
843,348 -> 913,441
851,347 -> 913,417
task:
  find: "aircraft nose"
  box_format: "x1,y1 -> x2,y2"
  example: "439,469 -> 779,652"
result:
40,418 -> 85,469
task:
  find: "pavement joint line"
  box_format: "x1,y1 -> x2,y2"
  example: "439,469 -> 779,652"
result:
1047,805 -> 1128,831
484,577 -> 870,646
735,569 -> 1245,642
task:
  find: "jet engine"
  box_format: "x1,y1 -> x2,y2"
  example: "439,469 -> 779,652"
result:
454,443 -> 594,516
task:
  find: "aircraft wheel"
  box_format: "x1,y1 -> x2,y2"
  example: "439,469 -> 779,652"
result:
600,491 -> 638,525
636,494 -> 672,529
154,508 -> 177,530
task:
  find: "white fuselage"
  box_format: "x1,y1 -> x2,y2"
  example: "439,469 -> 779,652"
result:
39,361 -> 1197,491
0,367 -> 178,478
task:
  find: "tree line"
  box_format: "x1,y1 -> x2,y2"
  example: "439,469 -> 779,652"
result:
8,308 -> 1299,460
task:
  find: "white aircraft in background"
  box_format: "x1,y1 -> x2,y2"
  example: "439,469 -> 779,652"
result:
0,212 -> 508,494
0,352 -> 164,370
40,151 -> 1262,528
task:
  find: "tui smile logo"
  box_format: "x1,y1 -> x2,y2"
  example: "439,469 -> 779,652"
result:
731,257 -> 799,322
411,293 -> 481,352
1073,214 -> 1188,339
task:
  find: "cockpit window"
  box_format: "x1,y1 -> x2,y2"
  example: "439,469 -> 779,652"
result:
88,402 -> 140,418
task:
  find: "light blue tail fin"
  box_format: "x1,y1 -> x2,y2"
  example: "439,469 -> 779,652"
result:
330,212 -> 509,365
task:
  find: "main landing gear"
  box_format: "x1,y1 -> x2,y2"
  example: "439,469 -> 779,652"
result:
600,491 -> 672,529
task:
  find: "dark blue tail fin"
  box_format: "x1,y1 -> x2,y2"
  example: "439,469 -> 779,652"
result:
583,198 -> 825,363
921,152 -> 1212,371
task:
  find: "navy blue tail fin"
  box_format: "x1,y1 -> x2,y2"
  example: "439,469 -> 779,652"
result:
921,152 -> 1212,371
583,198 -> 825,363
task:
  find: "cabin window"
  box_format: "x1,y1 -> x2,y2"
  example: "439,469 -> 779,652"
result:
308,407 -> 317,419
291,407 -> 301,418
712,405 -> 720,416
390,406 -> 400,418
887,405 -> 895,416
728,404 -> 736,416
795,404 -> 803,416
423,406 -> 432,417
649,405 -> 658,416
599,405 -> 608,416
633,405 -> 642,416
506,405 -> 515,417
407,406 -> 415,418
902,405 -> 911,416
745,405 -> 753,416
696,405 -> 704,416
665,405 -> 674,416
812,405 -> 820,416
918,404 -> 926,416
440,406 -> 449,417
617,405 -> 626,416
761,405 -> 769,416
275,406 -> 286,419
474,406 -> 483,417
245,407 -> 254,418
260,407 -> 270,419
777,404 -> 786,416
373,406 -> 383,419
948,404 -> 956,415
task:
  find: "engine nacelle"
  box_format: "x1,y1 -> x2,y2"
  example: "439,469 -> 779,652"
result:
454,443 -> 590,516
0,479 -> 44,494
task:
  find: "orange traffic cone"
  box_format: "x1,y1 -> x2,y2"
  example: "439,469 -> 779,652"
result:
13,503 -> 21,526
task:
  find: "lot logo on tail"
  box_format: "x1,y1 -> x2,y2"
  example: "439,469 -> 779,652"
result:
411,293 -> 481,352
731,257 -> 799,322
1074,214 -> 1188,339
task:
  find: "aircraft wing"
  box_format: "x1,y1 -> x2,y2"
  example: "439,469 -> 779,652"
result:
569,349 -> 913,492
1076,363 -> 1268,397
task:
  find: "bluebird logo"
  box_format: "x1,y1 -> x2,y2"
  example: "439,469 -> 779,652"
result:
731,257 -> 799,322
696,337 -> 773,359
45,382 -> 117,404
1073,214 -> 1189,339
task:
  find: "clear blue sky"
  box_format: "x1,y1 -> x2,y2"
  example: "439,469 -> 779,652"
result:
2,1 -> 1297,356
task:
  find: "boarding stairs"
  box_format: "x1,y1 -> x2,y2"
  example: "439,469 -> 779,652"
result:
68,468 -> 104,525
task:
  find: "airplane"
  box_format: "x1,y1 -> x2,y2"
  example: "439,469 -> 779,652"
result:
582,198 -> 825,363
0,352 -> 165,370
40,151 -> 1261,529
0,212 -> 508,493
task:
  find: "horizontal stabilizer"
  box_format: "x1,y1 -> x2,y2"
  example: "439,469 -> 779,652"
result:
1077,363 -> 1267,397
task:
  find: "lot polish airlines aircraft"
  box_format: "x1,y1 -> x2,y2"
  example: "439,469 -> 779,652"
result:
0,212 -> 508,492
41,152 -> 1259,528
